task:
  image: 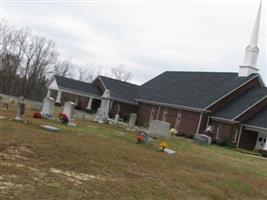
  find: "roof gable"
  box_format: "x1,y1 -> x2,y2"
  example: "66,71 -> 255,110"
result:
213,87 -> 267,119
245,106 -> 267,129
99,76 -> 139,103
54,75 -> 102,96
137,71 -> 257,109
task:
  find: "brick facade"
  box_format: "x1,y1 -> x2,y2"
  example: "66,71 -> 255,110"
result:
137,103 -> 201,137
208,120 -> 240,143
109,101 -> 138,121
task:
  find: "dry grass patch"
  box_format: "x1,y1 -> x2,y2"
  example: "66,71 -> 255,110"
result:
0,103 -> 267,199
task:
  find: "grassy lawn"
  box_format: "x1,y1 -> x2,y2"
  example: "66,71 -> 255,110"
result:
0,100 -> 267,200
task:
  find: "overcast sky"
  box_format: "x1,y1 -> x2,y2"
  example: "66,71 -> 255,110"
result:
1,0 -> 266,84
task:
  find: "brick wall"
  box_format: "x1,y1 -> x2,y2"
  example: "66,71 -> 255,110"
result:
208,120 -> 240,143
137,103 -> 201,137
109,101 -> 138,121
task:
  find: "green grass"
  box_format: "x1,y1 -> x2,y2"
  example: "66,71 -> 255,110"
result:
0,101 -> 267,200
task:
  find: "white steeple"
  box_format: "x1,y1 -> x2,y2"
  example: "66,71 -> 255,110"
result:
239,0 -> 262,77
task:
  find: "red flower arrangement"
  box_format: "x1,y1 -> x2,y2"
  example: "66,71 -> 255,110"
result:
136,134 -> 145,143
59,112 -> 69,124
33,112 -> 42,119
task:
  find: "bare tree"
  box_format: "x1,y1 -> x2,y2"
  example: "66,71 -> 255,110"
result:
53,58 -> 73,78
77,65 -> 102,82
110,65 -> 132,82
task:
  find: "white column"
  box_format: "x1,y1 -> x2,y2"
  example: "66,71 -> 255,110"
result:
56,90 -> 62,104
47,89 -> 51,97
86,98 -> 93,110
75,96 -> 79,106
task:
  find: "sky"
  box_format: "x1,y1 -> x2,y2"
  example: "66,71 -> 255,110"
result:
1,0 -> 266,84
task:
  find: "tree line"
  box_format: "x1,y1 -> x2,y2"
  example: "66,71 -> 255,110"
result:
0,21 -> 132,101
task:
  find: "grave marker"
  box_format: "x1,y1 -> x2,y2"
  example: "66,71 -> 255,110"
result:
127,113 -> 137,131
41,97 -> 55,119
63,101 -> 76,126
148,120 -> 171,139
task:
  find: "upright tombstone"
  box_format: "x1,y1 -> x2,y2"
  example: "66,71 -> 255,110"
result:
15,96 -> 25,121
63,101 -> 76,126
127,113 -> 137,131
41,97 -> 55,119
114,114 -> 120,124
193,134 -> 212,145
95,90 -> 111,123
148,120 -> 171,139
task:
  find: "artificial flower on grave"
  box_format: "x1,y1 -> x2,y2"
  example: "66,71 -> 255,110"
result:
59,112 -> 68,124
170,128 -> 178,135
160,141 -> 169,151
136,134 -> 145,143
33,112 -> 42,119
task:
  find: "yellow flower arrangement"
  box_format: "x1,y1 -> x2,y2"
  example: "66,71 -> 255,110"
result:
160,141 -> 169,150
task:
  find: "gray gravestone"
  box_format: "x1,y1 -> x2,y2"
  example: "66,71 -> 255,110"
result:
127,113 -> 137,131
193,134 -> 212,145
41,97 -> 55,119
95,90 -> 111,123
148,120 -> 171,139
63,101 -> 76,126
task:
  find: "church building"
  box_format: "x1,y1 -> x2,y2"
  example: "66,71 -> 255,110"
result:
46,2 -> 266,151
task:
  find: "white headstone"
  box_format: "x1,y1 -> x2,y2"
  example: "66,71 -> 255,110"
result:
95,90 -> 111,123
41,97 -> 55,119
128,113 -> 137,131
114,114 -> 120,124
63,101 -> 76,126
148,120 -> 171,139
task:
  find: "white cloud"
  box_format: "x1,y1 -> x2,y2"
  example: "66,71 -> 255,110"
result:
2,0 -> 266,84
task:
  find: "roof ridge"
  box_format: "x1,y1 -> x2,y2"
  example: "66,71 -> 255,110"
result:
99,75 -> 140,87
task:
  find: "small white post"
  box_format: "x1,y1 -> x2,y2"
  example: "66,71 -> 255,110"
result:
47,89 -> 51,98
87,98 -> 93,110
56,91 -> 62,104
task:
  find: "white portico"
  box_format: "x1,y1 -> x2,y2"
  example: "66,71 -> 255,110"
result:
46,76 -> 102,112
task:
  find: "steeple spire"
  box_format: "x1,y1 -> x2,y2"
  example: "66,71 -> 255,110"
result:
249,0 -> 262,47
239,0 -> 262,77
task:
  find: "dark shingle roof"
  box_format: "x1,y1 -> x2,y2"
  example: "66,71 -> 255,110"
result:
137,72 -> 257,109
213,87 -> 267,119
245,107 -> 267,129
99,76 -> 139,103
54,75 -> 102,96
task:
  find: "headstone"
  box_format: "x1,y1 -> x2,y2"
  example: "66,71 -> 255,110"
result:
2,102 -> 9,110
63,101 -> 76,126
31,102 -> 42,111
41,97 -> 55,119
40,125 -> 60,132
164,148 -> 176,155
127,113 -> 137,131
114,114 -> 120,124
137,130 -> 150,144
15,96 -> 25,121
148,120 -> 171,139
193,134 -> 212,145
95,90 -> 111,123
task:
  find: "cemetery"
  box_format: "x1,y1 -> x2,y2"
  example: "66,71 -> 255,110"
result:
0,93 -> 267,199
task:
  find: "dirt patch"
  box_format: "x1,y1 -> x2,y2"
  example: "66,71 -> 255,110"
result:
50,168 -> 106,185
